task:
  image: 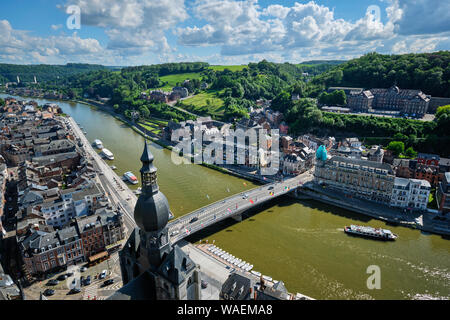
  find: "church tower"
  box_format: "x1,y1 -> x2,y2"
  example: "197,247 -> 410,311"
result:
113,141 -> 201,300
134,141 -> 171,270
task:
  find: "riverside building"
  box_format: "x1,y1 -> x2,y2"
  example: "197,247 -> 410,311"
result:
314,151 -> 395,204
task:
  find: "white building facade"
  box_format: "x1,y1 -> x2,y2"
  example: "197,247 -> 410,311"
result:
390,177 -> 431,210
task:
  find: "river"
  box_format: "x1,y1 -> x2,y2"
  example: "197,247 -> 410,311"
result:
2,94 -> 449,300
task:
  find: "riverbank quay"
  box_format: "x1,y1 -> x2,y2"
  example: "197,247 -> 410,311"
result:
178,240 -> 314,300
298,182 -> 450,237
66,116 -> 137,233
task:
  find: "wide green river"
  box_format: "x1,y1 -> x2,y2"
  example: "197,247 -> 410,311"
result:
3,94 -> 449,300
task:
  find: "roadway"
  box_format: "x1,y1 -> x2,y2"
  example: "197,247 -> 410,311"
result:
168,172 -> 313,243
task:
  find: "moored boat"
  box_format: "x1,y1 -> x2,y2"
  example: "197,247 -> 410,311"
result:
123,171 -> 138,185
93,139 -> 103,149
101,148 -> 114,160
344,225 -> 398,241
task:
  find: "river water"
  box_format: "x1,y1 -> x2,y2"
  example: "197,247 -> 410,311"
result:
3,94 -> 449,300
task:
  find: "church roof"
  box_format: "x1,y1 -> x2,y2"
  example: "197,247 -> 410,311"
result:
157,245 -> 196,285
140,141 -> 154,163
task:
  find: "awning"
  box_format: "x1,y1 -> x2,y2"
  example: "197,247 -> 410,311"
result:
105,240 -> 124,250
88,251 -> 108,263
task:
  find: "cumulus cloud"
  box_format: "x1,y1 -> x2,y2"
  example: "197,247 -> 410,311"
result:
0,19 -> 104,64
175,0 -> 450,61
64,0 -> 188,54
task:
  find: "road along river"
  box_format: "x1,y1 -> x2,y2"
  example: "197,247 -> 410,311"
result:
2,94 -> 449,300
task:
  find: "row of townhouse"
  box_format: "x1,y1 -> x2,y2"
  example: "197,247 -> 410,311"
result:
314,153 -> 431,210
19,209 -> 125,277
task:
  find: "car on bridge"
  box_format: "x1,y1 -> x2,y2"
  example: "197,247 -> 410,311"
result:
268,186 -> 274,190
190,217 -> 199,223
242,193 -> 249,199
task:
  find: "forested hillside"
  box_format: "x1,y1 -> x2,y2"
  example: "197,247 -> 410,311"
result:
0,63 -> 109,84
312,51 -> 450,97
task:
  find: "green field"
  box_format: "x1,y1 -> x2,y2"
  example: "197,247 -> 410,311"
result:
152,73 -> 204,91
209,65 -> 247,72
139,118 -> 168,135
180,90 -> 225,115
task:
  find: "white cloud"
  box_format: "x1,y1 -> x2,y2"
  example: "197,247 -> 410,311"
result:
51,24 -> 63,31
0,19 -> 104,64
64,0 -> 188,54
176,0 -> 450,62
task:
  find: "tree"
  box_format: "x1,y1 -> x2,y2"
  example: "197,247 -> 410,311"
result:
139,105 -> 150,118
271,91 -> 292,113
404,147 -> 418,159
387,141 -> 405,156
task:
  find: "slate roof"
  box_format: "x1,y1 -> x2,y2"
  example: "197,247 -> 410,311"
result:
220,272 -> 253,300
156,245 -> 196,285
329,156 -> 394,174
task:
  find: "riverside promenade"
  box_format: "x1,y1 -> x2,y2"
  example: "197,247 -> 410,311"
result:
67,116 -> 138,233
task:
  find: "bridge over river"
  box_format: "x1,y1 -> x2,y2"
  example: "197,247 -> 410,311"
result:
167,172 -> 313,244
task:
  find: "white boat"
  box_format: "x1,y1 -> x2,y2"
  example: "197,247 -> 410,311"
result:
110,165 -> 117,170
238,262 -> 245,268
93,139 -> 103,149
262,275 -> 273,282
123,171 -> 138,185
251,271 -> 261,277
101,148 -> 114,160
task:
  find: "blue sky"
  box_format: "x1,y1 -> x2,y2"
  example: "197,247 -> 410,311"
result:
0,0 -> 449,66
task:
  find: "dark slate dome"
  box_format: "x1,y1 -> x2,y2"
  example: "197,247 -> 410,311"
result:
134,191 -> 169,232
133,141 -> 170,232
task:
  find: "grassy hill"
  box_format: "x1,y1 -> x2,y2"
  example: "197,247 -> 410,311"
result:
209,65 -> 247,72
152,72 -> 204,91
180,90 -> 225,116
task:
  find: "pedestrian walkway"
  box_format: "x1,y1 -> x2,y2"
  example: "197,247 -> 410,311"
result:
83,284 -> 99,300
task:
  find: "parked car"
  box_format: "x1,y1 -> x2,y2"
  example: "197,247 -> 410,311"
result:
80,266 -> 87,272
201,280 -> 208,289
80,276 -> 85,286
84,275 -> 91,286
99,270 -> 107,279
190,217 -> 199,223
68,288 -> 81,294
103,279 -> 114,286
66,272 -> 74,277
43,289 -> 55,296
47,279 -> 59,286
57,274 -> 67,281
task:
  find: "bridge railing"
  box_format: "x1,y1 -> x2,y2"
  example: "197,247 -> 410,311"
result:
168,176 -> 307,241
167,180 -> 281,228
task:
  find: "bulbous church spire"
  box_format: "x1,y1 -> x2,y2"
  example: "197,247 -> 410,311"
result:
134,141 -> 170,233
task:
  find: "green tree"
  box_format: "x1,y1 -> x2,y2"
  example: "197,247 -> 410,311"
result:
271,91 -> 292,113
139,105 -> 150,118
387,141 -> 405,156
404,147 -> 418,159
